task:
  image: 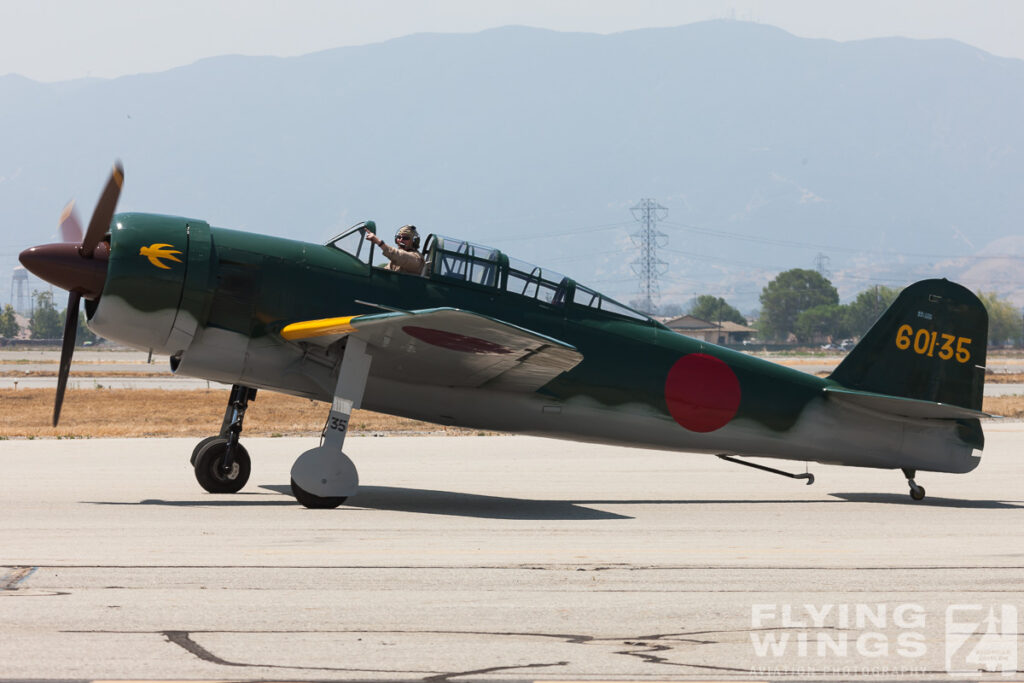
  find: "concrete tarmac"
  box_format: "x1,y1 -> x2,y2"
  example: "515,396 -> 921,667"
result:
5,350 -> 1024,396
2,427 -> 1024,681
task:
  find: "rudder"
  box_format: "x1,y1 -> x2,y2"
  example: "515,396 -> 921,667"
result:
829,279 -> 987,411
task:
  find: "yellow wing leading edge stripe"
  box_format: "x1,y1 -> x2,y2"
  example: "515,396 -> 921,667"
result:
281,315 -> 361,341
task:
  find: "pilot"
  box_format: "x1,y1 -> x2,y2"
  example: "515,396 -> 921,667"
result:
365,225 -> 424,275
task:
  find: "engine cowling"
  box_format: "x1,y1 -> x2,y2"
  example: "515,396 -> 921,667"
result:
86,213 -> 213,355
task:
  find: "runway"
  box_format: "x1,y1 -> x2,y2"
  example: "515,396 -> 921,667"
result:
2,428 -> 1024,681
4,350 -> 1024,396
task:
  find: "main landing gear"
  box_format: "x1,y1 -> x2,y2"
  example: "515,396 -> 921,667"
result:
188,338 -> 371,510
191,385 -> 256,494
902,468 -> 926,501
289,337 -> 372,509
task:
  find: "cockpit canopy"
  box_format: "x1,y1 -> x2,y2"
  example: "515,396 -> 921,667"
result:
325,222 -> 654,324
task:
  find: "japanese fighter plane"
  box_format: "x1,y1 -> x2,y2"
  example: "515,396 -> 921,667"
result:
19,164 -> 990,507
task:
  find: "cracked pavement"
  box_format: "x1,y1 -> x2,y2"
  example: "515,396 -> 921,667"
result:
2,431 -> 1024,681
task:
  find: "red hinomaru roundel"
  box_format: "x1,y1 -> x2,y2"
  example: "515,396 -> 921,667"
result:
402,325 -> 513,354
664,353 -> 742,432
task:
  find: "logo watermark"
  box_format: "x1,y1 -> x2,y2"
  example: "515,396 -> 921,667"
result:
946,604 -> 1018,675
748,602 -> 1019,677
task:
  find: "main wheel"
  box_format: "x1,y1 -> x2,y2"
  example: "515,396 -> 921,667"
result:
190,435 -> 221,466
291,478 -> 347,509
194,439 -> 251,494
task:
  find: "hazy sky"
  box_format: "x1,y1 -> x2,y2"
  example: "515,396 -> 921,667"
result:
1,0 -> 1021,82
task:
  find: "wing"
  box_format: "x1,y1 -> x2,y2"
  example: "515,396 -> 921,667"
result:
280,307 -> 582,392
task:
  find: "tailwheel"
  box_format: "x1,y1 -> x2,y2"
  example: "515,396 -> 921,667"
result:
902,468 -> 926,501
290,478 -> 347,509
194,438 -> 251,494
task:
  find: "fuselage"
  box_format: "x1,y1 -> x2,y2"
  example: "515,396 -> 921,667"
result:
85,213 -> 981,475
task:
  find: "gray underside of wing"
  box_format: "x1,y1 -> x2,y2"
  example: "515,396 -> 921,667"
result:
289,307 -> 582,392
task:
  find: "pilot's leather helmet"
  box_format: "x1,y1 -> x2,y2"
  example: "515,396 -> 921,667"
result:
395,225 -> 420,250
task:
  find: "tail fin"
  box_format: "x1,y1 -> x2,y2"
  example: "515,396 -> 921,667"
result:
829,279 -> 987,411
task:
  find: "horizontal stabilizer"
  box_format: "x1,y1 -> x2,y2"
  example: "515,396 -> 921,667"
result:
280,307 -> 582,392
824,386 -> 993,420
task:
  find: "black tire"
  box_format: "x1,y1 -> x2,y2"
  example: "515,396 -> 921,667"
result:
910,485 -> 926,501
194,439 -> 251,494
291,478 -> 347,509
190,435 -> 222,466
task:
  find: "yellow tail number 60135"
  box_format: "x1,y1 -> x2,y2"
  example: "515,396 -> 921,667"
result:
895,324 -> 971,363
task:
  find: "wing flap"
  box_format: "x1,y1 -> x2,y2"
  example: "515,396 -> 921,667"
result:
280,307 -> 582,391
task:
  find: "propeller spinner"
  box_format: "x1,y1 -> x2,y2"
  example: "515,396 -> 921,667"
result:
18,162 -> 123,426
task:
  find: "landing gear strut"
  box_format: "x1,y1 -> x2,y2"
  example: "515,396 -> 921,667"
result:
192,385 -> 257,494
902,468 -> 926,501
290,337 -> 372,509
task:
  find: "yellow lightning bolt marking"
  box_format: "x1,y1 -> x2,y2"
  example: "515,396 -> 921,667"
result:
139,243 -> 183,270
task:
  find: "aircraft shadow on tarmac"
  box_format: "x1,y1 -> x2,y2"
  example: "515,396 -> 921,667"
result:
830,493 -> 1024,509
86,486 -> 632,520
270,485 -> 634,520
84,488 -> 1024,517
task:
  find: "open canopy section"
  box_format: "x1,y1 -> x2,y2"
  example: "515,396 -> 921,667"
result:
426,235 -> 654,323
324,224 -> 655,324
324,221 -> 378,265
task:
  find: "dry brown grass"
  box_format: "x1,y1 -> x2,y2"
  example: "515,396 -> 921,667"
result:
0,388 -> 479,438
983,372 -> 1024,384
0,370 -> 171,378
813,371 -> 1024,384
2,386 -> 1021,439
980,396 -> 1024,419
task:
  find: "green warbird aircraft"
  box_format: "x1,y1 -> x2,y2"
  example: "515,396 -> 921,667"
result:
20,164 -> 990,508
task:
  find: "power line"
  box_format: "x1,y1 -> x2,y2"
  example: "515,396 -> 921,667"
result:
814,252 -> 831,278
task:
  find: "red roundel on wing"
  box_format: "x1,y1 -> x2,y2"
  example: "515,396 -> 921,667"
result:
664,353 -> 741,433
402,326 -> 512,354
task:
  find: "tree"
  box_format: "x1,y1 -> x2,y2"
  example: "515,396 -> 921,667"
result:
30,291 -> 63,340
75,311 -> 99,345
758,269 -> 839,341
843,285 -> 900,338
658,301 -> 685,317
687,295 -> 747,325
628,298 -> 653,315
976,291 -> 1022,347
0,304 -> 19,339
795,304 -> 850,343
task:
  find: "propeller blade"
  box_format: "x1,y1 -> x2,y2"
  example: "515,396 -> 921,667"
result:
53,291 -> 82,427
81,161 -> 124,258
59,201 -> 83,243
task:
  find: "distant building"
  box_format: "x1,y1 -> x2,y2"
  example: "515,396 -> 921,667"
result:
664,314 -> 757,345
10,266 -> 29,314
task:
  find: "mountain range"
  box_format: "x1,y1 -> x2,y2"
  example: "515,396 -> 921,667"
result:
2,20 -> 1023,314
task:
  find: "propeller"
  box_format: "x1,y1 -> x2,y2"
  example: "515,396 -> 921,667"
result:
19,162 -> 123,426
59,201 -> 83,243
